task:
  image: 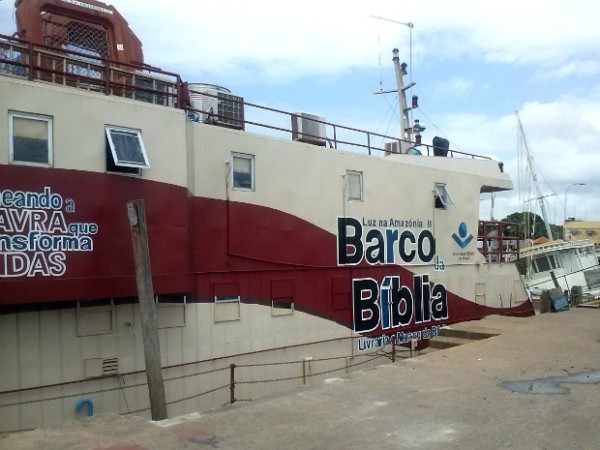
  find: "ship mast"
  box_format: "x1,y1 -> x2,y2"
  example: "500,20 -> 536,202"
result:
516,111 -> 554,240
371,17 -> 417,153
391,49 -> 416,152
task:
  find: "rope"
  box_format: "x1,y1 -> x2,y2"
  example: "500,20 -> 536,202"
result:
166,384 -> 230,406
0,346 -> 407,409
163,365 -> 230,382
0,382 -> 148,408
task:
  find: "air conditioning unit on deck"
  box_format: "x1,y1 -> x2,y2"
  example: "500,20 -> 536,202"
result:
292,112 -> 326,146
188,84 -> 244,129
384,141 -> 401,154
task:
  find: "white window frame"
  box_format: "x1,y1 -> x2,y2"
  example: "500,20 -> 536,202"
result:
214,295 -> 241,303
76,299 -> 115,337
9,111 -> 53,167
346,170 -> 364,201
155,294 -> 187,304
214,294 -> 241,322
154,295 -> 187,328
231,152 -> 255,191
271,298 -> 294,316
534,255 -> 557,273
105,125 -> 150,169
434,182 -> 453,208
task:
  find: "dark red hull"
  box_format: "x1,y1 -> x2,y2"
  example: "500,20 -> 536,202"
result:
0,165 -> 534,334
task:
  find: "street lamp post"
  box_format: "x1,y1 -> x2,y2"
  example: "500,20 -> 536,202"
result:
564,183 -> 586,223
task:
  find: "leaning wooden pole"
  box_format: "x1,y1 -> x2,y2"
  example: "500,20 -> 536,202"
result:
127,200 -> 168,421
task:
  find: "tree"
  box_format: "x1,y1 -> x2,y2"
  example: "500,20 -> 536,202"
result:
550,223 -> 564,239
501,212 -> 564,276
502,212 -> 551,240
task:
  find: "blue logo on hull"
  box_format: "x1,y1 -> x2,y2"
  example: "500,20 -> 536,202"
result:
452,222 -> 473,249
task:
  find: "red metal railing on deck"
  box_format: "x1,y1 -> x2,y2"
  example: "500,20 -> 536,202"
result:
478,220 -> 521,262
0,33 -> 181,107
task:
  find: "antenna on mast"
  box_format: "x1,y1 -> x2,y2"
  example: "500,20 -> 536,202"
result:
370,16 -> 414,87
370,16 -> 418,152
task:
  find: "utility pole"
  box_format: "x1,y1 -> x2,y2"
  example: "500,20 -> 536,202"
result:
564,183 -> 586,222
127,200 -> 168,421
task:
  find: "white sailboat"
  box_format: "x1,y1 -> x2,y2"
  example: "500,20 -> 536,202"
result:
516,112 -> 600,300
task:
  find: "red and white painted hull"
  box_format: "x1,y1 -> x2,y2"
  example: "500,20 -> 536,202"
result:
0,56 -> 532,431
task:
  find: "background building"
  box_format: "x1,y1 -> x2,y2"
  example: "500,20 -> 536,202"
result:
564,220 -> 600,246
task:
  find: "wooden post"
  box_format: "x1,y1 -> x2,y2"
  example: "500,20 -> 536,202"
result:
127,200 -> 168,421
229,364 -> 236,404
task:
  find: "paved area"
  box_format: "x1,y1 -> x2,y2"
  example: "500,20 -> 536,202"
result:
2,308 -> 600,450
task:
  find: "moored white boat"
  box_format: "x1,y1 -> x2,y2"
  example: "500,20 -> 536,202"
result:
520,238 -> 600,299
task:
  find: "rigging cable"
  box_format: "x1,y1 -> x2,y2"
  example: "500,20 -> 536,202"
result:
417,107 -> 463,153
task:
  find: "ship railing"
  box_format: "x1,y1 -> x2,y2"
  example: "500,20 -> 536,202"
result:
186,88 -> 493,160
520,238 -> 595,256
477,220 -> 521,263
0,33 -> 182,107
0,32 -> 492,161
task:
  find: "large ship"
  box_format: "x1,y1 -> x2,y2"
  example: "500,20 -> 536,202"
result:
0,0 -> 533,432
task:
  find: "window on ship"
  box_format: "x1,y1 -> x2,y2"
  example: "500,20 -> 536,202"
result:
346,170 -> 364,201
533,255 -> 558,273
105,125 -> 149,175
9,111 -> 53,166
434,182 -> 453,209
231,153 -> 255,190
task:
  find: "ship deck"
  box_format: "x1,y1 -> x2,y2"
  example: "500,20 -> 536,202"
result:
0,32 -> 494,161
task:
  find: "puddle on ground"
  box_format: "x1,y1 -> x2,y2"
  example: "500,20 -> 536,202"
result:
501,370 -> 600,395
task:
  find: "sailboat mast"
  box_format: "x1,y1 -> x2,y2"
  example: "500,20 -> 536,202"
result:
516,111 -> 554,240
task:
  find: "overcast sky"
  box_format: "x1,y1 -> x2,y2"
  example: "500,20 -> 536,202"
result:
2,0 -> 600,225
